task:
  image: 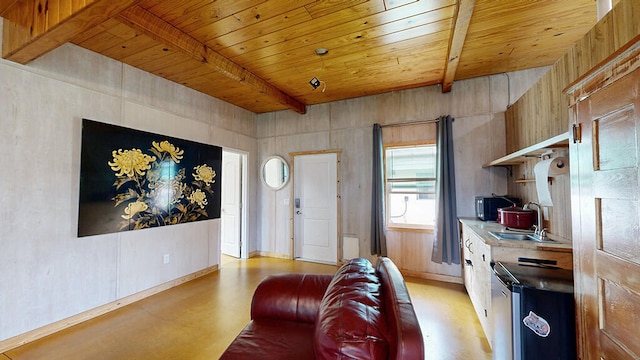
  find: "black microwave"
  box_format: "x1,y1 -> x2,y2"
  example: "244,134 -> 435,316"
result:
475,196 -> 521,221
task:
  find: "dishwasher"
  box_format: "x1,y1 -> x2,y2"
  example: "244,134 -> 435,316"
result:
491,262 -> 576,360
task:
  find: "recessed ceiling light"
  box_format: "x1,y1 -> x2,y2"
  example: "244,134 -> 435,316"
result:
315,48 -> 329,56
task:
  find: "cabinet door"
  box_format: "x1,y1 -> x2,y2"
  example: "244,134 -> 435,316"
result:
461,225 -> 474,294
460,223 -> 494,345
570,49 -> 640,359
472,235 -> 492,343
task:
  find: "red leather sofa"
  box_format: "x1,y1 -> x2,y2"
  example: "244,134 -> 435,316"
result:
220,257 -> 424,359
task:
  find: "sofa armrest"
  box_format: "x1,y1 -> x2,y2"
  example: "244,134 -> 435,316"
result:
376,257 -> 424,360
251,273 -> 333,324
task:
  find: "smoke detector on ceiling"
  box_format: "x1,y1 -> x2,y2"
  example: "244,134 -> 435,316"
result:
309,77 -> 327,92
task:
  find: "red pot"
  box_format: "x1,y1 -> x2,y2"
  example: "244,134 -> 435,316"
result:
497,206 -> 535,229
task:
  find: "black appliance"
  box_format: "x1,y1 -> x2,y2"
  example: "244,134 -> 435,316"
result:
491,262 -> 576,360
475,196 -> 521,221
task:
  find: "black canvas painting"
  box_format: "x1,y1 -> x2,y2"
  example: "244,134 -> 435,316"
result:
78,119 -> 222,237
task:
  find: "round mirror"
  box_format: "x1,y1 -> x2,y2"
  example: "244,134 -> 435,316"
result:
261,155 -> 289,190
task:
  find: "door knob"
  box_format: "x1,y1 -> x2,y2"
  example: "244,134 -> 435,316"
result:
296,210 -> 302,215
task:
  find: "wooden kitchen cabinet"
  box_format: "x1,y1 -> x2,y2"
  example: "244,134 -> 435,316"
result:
461,223 -> 493,345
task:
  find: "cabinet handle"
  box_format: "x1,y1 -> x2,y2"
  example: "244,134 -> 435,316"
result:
464,239 -> 474,254
517,257 -> 557,266
465,259 -> 473,267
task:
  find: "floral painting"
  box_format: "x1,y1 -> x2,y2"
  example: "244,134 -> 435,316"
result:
78,119 -> 222,237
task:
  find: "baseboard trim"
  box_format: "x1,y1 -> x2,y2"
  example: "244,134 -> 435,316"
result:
400,269 -> 464,284
253,251 -> 291,259
0,265 -> 219,353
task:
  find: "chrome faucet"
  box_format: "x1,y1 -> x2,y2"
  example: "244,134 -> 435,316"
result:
523,202 -> 547,240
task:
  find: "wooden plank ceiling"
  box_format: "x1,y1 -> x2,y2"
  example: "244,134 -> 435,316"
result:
1,0 -> 597,114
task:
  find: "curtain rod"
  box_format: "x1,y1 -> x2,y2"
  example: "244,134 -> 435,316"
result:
380,118 -> 440,128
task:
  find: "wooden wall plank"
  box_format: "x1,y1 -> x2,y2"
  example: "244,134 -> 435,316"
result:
504,0 -> 640,242
506,0 -> 640,155
589,11 -> 617,70
611,0 -> 640,49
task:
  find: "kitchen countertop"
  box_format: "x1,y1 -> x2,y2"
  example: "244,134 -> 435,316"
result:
459,218 -> 573,253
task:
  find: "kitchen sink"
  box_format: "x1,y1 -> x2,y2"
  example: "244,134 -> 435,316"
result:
488,231 -> 554,242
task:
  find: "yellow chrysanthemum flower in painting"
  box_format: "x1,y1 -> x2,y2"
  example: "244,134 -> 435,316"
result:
152,140 -> 184,163
193,164 -> 216,186
188,189 -> 208,209
170,180 -> 187,205
108,149 -> 156,177
121,201 -> 148,220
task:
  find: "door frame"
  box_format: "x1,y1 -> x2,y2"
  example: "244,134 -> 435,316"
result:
221,148 -> 249,260
289,149 -> 342,262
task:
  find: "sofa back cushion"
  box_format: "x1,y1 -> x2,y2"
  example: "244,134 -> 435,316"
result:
251,274 -> 334,324
314,258 -> 389,359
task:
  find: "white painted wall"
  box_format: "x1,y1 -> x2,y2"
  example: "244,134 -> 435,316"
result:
0,19 -> 257,342
255,68 -> 548,276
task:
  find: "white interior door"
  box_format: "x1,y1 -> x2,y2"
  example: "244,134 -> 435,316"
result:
294,152 -> 338,264
221,151 -> 242,258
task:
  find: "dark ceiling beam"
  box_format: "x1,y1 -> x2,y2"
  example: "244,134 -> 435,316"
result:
2,0 -> 144,63
117,6 -> 307,115
442,0 -> 475,93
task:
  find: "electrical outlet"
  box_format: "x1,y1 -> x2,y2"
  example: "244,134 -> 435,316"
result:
163,254 -> 170,264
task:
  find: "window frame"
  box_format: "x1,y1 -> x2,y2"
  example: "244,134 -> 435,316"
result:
383,141 -> 437,232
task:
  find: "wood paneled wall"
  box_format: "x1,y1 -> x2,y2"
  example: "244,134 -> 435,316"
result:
506,0 -> 640,153
507,155 -> 572,241
505,0 -> 640,241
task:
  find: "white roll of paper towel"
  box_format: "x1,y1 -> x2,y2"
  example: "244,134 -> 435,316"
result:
534,157 -> 569,206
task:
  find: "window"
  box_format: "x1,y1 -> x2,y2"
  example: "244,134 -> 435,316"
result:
385,143 -> 437,229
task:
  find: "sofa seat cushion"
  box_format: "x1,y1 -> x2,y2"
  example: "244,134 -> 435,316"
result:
314,258 -> 389,359
220,319 -> 316,360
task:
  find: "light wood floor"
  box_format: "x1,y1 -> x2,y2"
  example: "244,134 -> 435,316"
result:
2,257 -> 491,360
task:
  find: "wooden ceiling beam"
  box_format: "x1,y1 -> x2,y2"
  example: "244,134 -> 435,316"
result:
117,6 -> 307,115
442,0 -> 475,93
2,0 -> 144,64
